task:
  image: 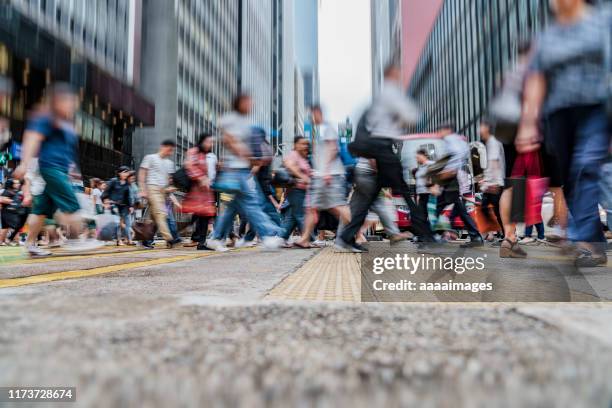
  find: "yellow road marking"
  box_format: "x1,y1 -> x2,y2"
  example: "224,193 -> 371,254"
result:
5,249 -> 166,265
0,253 -> 213,289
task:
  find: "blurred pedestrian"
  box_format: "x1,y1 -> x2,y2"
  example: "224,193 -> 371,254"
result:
434,121 -> 483,247
102,166 -> 135,246
280,136 -> 311,242
206,93 -> 283,251
338,64 -> 435,251
294,105 -> 350,249
182,132 -> 218,250
0,179 -> 27,245
14,83 -> 103,256
414,149 -> 434,222
138,140 -> 182,248
516,0 -> 611,266
479,118 -> 505,238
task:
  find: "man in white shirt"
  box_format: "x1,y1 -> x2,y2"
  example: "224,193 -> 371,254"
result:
138,139 -> 178,247
479,118 -> 505,237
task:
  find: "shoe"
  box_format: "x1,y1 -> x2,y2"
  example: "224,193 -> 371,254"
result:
390,233 -> 410,246
312,239 -> 327,247
262,236 -> 284,251
235,238 -> 257,248
499,239 -> 527,258
460,238 -> 484,248
166,238 -> 183,248
518,237 -> 536,245
183,241 -> 199,248
334,239 -> 363,253
197,243 -> 213,251
352,243 -> 369,253
206,239 -> 229,252
575,251 -> 607,267
25,244 -> 51,257
141,242 -> 155,249
62,239 -> 105,252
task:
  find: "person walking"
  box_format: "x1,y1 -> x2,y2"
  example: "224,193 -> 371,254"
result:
280,136 -> 312,242
206,93 -> 283,251
479,118 -> 505,239
516,0 -> 611,266
182,133 -> 218,250
102,166 -> 135,245
414,149 -> 434,222
14,83 -> 103,256
338,64 -> 436,252
138,140 -> 182,248
0,179 -> 27,245
434,121 -> 484,247
294,105 -> 351,249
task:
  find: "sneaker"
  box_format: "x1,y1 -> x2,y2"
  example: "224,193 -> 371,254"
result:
518,237 -> 536,245
63,239 -> 105,252
313,239 -> 327,247
166,238 -> 182,248
206,239 -> 229,252
140,242 -> 155,250
575,251 -> 608,267
197,243 -> 213,251
352,243 -> 369,253
235,238 -> 257,248
25,244 -> 51,257
334,238 -> 363,253
262,236 -> 284,251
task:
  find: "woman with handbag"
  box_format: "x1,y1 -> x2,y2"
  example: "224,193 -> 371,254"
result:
280,136 -> 312,243
182,133 -> 217,250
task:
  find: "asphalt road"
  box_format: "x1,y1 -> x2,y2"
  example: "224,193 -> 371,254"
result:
0,245 -> 611,407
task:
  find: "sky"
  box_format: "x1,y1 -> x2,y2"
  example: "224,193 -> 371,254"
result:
318,0 -> 372,126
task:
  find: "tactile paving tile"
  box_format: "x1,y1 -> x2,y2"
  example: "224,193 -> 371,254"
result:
266,247 -> 361,302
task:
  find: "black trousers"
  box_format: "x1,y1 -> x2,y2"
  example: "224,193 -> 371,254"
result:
191,215 -> 211,244
341,146 -> 435,245
436,189 -> 481,240
417,193 -> 430,222
481,191 -> 503,236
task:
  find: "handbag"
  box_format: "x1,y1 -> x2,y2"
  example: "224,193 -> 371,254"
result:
212,170 -> 242,193
172,167 -> 192,192
132,206 -> 156,241
489,89 -> 521,144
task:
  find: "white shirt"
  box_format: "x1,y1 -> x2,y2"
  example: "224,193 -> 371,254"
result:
367,79 -> 420,139
312,122 -> 345,177
218,111 -> 251,169
443,134 -> 470,173
484,135 -> 505,187
206,152 -> 218,184
92,188 -> 103,206
415,160 -> 434,194
140,153 -> 175,187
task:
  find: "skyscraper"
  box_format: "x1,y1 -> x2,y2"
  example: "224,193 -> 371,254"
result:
239,0 -> 273,134
371,0 -> 402,96
294,0 -> 319,109
0,0 -> 153,178
135,0 -> 240,165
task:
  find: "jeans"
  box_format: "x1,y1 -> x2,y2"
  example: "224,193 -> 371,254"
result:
340,144 -> 435,245
212,170 -> 282,240
545,105 -> 610,250
281,188 -> 307,239
166,204 -> 180,241
244,191 -> 282,242
115,205 -> 133,241
525,222 -> 545,240
600,160 -> 612,232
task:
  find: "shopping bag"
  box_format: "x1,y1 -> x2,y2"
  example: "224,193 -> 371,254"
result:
95,211 -> 119,241
212,170 -> 241,193
473,203 -> 502,234
508,177 -> 526,223
525,177 -> 549,226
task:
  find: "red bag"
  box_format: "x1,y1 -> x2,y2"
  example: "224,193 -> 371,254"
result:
524,177 -> 549,226
473,204 -> 502,234
181,189 -> 216,217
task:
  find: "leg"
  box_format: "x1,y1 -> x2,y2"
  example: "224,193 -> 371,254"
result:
535,222 -> 545,240
146,186 -> 173,242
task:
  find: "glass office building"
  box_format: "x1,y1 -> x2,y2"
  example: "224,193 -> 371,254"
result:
0,0 -> 153,179
407,0 -> 610,141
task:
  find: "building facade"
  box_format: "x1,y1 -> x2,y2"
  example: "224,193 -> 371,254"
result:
405,0 -> 611,141
0,0 -> 153,179
294,0 -> 319,109
294,65 -> 305,137
239,0 -> 273,134
371,0 -> 402,96
134,0 -> 240,166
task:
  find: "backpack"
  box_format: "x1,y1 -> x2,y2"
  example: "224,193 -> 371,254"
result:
347,108 -> 373,158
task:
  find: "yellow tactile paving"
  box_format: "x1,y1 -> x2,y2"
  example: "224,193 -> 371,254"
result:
266,247 -> 361,302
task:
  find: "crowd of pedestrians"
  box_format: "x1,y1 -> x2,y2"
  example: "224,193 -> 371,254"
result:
0,0 -> 609,270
